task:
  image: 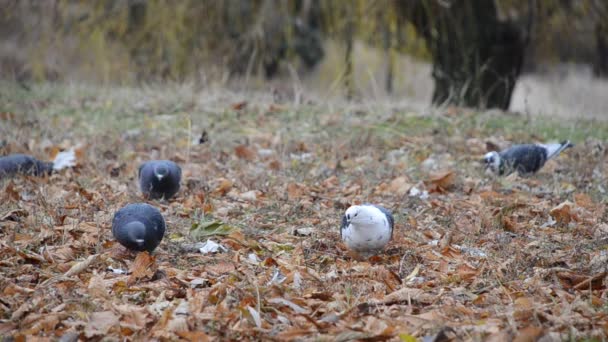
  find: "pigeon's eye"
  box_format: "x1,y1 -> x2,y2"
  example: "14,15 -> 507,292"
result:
354,213 -> 358,217
346,214 -> 350,220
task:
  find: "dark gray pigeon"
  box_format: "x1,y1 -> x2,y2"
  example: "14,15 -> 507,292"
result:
340,204 -> 394,253
138,160 -> 181,200
0,151 -> 76,179
0,154 -> 53,177
112,203 -> 166,253
484,140 -> 574,176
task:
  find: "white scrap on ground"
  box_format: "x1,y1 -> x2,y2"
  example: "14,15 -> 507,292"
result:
198,239 -> 228,254
53,148 -> 77,170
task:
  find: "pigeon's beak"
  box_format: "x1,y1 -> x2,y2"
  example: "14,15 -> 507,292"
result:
156,174 -> 164,181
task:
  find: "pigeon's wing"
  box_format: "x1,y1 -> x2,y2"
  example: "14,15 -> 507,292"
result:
369,204 -> 394,238
138,162 -> 147,178
35,160 -> 54,176
0,154 -> 26,176
173,162 -> 182,179
370,205 -> 394,227
340,214 -> 348,239
500,145 -> 547,174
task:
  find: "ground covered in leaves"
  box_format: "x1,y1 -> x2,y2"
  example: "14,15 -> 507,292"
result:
1,83 -> 608,341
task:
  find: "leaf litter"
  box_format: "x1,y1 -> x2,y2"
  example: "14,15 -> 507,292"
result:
0,94 -> 607,341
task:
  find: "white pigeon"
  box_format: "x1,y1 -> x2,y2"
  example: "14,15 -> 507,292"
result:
340,204 -> 394,253
483,140 -> 574,176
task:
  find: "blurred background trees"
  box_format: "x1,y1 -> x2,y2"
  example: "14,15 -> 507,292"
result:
0,0 -> 606,109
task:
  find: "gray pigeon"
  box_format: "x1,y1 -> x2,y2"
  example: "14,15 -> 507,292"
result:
484,140 -> 574,176
0,151 -> 76,179
0,154 -> 54,177
340,204 -> 394,253
138,160 -> 181,200
112,203 -> 166,253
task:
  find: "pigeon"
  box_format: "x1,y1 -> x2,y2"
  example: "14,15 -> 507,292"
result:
483,140 -> 574,176
112,203 -> 166,253
0,150 -> 76,178
138,160 -> 182,200
340,204 -> 394,253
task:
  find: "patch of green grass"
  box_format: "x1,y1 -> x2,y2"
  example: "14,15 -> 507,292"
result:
470,112 -> 608,142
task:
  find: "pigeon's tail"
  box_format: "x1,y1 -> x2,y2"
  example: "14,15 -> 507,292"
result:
544,140 -> 574,160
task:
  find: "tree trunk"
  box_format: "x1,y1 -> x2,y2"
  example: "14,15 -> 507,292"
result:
399,0 -> 527,110
595,21 -> 608,78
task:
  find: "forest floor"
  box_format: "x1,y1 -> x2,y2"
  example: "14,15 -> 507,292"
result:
1,82 -> 608,341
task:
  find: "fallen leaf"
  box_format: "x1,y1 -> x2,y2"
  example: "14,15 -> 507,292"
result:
128,252 -> 157,284
176,331 -> 210,342
246,306 -> 262,328
388,176 -> 413,196
550,201 -> 575,225
65,254 -> 99,277
557,271 -> 606,290
456,263 -> 478,281
287,182 -> 308,200
85,311 -> 119,338
231,101 -> 248,110
513,325 -> 544,342
190,219 -> 239,240
213,178 -> 232,196
426,170 -> 455,192
234,144 -> 256,161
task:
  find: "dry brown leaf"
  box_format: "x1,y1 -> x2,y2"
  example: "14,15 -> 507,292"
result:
0,112 -> 15,120
379,287 -> 428,305
287,182 -> 308,200
213,178 -> 233,196
84,311 -> 119,338
234,144 -> 256,161
114,304 -> 150,332
128,251 -> 157,285
513,325 -> 544,342
426,170 -> 455,192
268,159 -> 281,170
176,331 -> 210,342
64,254 -> 99,277
574,193 -> 596,210
267,103 -> 288,113
3,182 -> 20,201
239,190 -> 260,202
231,101 -> 248,110
88,273 -> 110,299
550,201 -> 576,224
1,208 -> 28,221
388,176 -> 413,196
557,271 -> 606,290
276,328 -> 315,340
206,261 -> 236,275
456,263 -> 478,281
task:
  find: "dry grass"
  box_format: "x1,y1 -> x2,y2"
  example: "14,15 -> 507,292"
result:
0,82 -> 607,340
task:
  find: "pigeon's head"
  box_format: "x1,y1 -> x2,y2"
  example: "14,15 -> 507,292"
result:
483,151 -> 501,173
344,205 -> 381,227
125,221 -> 147,248
153,163 -> 170,181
